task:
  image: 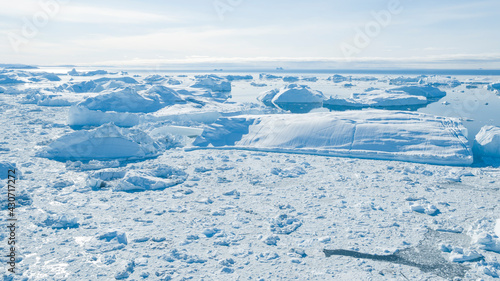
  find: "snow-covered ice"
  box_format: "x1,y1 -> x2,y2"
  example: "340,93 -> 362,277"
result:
193,110 -> 473,165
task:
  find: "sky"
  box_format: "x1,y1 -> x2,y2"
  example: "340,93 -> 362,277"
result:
0,0 -> 499,69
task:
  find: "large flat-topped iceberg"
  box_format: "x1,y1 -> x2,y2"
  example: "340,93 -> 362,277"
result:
324,90 -> 428,110
193,111 -> 473,165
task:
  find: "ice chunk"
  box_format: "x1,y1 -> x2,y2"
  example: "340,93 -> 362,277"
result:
39,123 -> 160,161
192,111 -> 473,165
474,126 -> 500,159
114,165 -> 187,192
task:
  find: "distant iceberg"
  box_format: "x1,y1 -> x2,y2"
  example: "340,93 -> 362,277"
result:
192,110 -> 473,166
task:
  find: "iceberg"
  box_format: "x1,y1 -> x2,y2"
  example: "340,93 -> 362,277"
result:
192,111 -> 473,166
64,80 -> 104,93
488,83 -> 500,93
327,74 -> 350,83
474,126 -> 500,160
77,87 -> 164,113
257,84 -> 326,113
143,85 -> 185,105
389,76 -> 424,85
143,74 -> 166,84
392,86 -> 447,99
39,123 -> 160,161
259,73 -> 282,80
301,76 -> 318,82
324,90 -> 428,110
0,74 -> 24,84
283,76 -> 299,82
68,69 -> 111,76
224,75 -> 253,81
68,106 -> 140,128
191,75 -> 231,92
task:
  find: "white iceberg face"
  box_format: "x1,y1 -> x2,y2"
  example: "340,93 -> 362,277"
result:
193,110 -> 473,165
38,123 -> 160,161
474,125 -> 500,159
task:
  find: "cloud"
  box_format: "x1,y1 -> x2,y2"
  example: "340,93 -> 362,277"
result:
0,1 -> 177,24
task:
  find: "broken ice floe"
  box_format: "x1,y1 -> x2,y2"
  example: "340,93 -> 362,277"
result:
87,163 -> 187,192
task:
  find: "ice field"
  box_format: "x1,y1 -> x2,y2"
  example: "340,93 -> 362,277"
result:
1,67 -> 500,280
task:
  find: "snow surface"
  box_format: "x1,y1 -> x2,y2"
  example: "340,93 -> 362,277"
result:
192,111 -> 473,165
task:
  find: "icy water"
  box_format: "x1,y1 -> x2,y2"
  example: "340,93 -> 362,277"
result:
325,229 -> 477,279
